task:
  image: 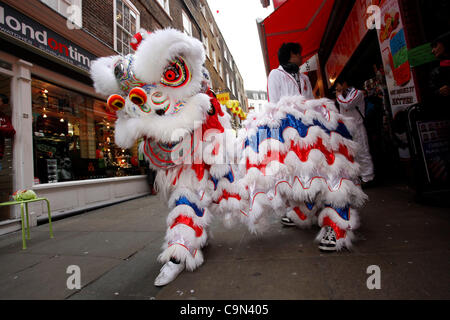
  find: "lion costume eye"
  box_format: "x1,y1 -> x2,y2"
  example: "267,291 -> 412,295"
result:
114,63 -> 125,80
160,57 -> 191,87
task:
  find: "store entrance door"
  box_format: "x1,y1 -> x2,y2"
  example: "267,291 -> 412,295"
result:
0,72 -> 14,221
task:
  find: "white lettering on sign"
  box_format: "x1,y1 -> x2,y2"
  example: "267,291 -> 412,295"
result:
0,4 -> 91,69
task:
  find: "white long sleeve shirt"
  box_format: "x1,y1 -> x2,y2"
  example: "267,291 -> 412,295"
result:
336,87 -> 366,124
267,65 -> 314,103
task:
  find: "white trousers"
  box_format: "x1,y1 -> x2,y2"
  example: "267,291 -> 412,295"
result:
353,122 -> 375,182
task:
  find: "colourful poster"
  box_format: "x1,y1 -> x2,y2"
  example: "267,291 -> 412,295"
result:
376,0 -> 418,117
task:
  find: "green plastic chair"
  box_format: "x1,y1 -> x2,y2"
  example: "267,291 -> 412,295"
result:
0,198 -> 54,249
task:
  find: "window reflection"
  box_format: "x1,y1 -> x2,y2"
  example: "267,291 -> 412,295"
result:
31,78 -> 143,184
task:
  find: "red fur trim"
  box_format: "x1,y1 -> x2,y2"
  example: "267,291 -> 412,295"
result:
246,138 -> 354,174
322,216 -> 346,240
170,215 -> 203,237
293,207 -> 307,221
216,190 -> 242,203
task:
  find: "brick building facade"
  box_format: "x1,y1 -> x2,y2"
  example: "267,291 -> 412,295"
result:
0,0 -> 249,233
82,0 -> 247,116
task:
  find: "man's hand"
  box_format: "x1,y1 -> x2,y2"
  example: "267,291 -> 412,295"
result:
439,85 -> 450,97
335,89 -> 342,98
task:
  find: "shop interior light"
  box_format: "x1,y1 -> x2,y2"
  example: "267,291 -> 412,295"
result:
43,114 -> 47,118
60,118 -> 64,122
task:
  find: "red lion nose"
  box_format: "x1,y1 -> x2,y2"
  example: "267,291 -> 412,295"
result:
129,87 -> 147,106
107,94 -> 125,110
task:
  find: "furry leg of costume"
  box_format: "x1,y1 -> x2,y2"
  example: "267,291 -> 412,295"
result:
155,187 -> 210,285
316,204 -> 360,251
286,201 -> 319,228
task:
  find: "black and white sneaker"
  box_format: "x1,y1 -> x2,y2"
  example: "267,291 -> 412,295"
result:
281,216 -> 295,227
318,226 -> 337,252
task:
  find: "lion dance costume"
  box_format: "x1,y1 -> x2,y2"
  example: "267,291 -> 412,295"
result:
90,29 -> 367,286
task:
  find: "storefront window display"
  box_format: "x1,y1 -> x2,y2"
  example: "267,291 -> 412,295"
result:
31,78 -> 143,184
0,73 -> 14,221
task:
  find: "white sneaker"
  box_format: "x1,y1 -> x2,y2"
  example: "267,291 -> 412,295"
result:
154,261 -> 185,287
318,226 -> 337,252
281,216 -> 296,226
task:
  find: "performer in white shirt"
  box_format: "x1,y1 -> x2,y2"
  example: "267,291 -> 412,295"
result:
336,79 -> 375,184
267,42 -> 314,227
267,42 -> 314,103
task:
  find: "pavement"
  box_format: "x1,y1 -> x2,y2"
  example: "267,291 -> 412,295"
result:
0,182 -> 449,300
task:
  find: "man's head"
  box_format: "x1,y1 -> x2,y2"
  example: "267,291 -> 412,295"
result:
335,79 -> 348,93
278,42 -> 303,66
431,32 -> 450,59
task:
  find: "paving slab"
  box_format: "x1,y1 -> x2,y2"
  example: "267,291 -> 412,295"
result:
0,184 -> 448,300
27,231 -> 161,260
68,235 -> 165,300
0,254 -> 121,300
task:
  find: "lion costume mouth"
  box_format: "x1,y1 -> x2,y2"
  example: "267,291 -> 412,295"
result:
142,133 -> 201,170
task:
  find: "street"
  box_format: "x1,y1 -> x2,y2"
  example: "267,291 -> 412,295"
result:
0,182 -> 448,300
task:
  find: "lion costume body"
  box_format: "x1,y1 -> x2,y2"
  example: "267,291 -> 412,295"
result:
90,28 -> 367,286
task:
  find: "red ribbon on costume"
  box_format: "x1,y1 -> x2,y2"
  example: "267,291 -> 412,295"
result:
215,190 -> 242,204
322,217 -> 346,240
293,207 -> 307,221
170,215 -> 203,237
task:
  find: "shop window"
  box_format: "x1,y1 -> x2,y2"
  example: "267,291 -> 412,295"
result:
156,0 -> 171,17
200,2 -> 206,18
0,59 -> 12,72
31,78 -> 144,184
40,0 -> 82,27
115,0 -> 140,56
0,74 -> 13,221
211,47 -> 217,70
202,31 -> 209,59
182,10 -> 192,37
218,58 -> 223,80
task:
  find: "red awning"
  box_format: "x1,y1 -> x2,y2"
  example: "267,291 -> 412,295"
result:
258,0 -> 335,75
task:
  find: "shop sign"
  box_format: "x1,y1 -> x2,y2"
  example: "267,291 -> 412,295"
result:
0,1 -> 96,73
325,0 -> 373,86
408,43 -> 437,68
300,54 -> 318,73
376,0 -> 418,116
216,92 -> 230,105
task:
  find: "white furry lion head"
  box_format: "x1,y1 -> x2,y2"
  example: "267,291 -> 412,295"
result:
90,28 -> 210,148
